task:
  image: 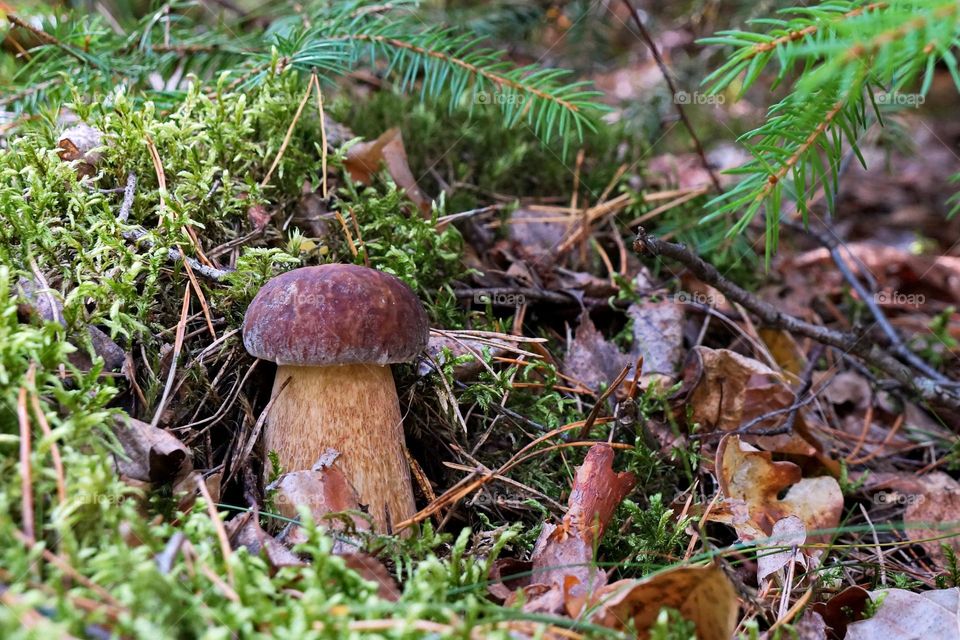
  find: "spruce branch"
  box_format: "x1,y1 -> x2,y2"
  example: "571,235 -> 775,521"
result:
699,0 -> 960,256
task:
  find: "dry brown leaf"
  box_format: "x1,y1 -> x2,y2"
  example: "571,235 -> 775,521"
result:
17,276 -> 125,371
508,444 -> 636,615
343,127 -> 432,216
58,123 -> 104,177
759,328 -> 807,377
680,347 -> 819,456
714,435 -> 843,547
811,585 -> 869,638
845,588 -> 960,640
268,458 -> 370,540
788,611 -> 829,640
756,515 -> 807,584
626,298 -> 684,386
507,208 -> 570,261
341,552 -> 402,602
226,510 -> 305,570
589,564 -> 738,640
901,472 -> 960,565
112,416 -> 192,484
563,311 -> 631,393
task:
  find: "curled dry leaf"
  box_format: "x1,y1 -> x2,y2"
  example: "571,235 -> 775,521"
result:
589,564 -> 738,640
226,510 -> 304,570
58,123 -> 105,177
680,346 -> 820,456
845,588 -> 960,640
112,415 -> 192,484
343,127 -> 432,217
267,465 -> 370,530
713,435 -> 843,550
504,444 -> 636,615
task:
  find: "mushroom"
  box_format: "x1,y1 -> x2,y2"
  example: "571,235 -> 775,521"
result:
242,264 -> 428,533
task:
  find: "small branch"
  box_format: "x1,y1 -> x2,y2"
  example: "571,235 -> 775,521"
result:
744,3 -> 887,59
116,172 -> 233,281
619,0 -> 721,193
784,219 -> 951,385
332,33 -> 582,115
633,228 -> 960,410
5,14 -> 94,66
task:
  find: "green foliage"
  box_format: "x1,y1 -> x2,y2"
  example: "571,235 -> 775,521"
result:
612,495 -> 694,576
4,1 -> 604,147
936,544 -> 960,588
700,0 -> 960,260
336,89 -> 644,213
648,607 -> 697,640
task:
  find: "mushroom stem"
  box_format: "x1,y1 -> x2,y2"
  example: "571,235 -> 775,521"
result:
266,363 -> 416,533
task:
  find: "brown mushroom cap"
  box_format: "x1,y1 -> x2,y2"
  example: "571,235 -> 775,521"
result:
243,264 -> 429,366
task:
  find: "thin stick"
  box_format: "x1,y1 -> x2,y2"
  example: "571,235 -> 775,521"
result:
634,229 -> 960,409
261,74 -> 316,188
150,286 -> 191,429
195,474 -> 236,587
312,70 -> 329,199
27,366 -> 66,506
18,376 -> 35,544
619,0 -> 722,193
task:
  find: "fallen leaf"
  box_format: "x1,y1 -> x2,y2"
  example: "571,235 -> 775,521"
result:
789,610 -> 829,640
756,515 -> 807,584
507,444 -> 636,615
901,472 -> 960,565
112,415 -> 192,484
589,564 -> 738,640
58,123 -> 104,177
226,510 -> 305,570
626,298 -> 684,386
344,127 -> 432,216
268,461 -> 370,536
845,587 -> 960,640
714,435 -> 843,549
17,276 -> 125,371
811,585 -> 869,639
679,347 -> 819,456
563,311 -> 631,393
341,553 -> 402,602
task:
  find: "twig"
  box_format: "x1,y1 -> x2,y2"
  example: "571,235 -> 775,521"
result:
150,286 -> 191,429
116,174 -> 232,281
619,0 -> 722,193
17,374 -> 34,544
26,366 -> 66,507
784,219 -> 951,385
5,14 -> 93,66
633,228 -> 960,410
124,227 -> 233,281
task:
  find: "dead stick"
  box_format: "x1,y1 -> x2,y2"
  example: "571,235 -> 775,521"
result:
633,228 -> 960,410
619,0 -> 722,193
